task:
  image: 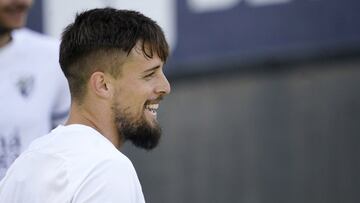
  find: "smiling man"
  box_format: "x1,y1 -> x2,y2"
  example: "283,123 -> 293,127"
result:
0,8 -> 170,203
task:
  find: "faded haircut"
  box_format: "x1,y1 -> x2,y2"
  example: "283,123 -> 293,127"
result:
59,8 -> 169,102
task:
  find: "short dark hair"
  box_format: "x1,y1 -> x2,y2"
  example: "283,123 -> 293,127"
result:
59,8 -> 169,102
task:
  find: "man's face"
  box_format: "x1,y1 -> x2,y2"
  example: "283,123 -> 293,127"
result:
111,45 -> 171,150
0,0 -> 33,32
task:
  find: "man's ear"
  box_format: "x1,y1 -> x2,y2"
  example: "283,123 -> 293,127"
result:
88,71 -> 113,99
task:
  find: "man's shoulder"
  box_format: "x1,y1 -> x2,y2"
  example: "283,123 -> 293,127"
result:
0,140 -> 140,202
69,151 -> 143,203
29,125 -> 135,173
20,126 -> 137,186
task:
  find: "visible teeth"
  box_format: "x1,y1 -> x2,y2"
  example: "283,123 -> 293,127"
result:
148,104 -> 159,109
145,104 -> 159,110
145,104 -> 159,116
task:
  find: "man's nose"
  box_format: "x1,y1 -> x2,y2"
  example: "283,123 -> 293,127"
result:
155,72 -> 171,95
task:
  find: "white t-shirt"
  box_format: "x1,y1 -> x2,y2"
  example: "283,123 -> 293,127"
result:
0,124 -> 145,203
0,28 -> 70,178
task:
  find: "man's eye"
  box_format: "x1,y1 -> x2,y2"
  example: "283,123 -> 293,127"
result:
144,72 -> 155,79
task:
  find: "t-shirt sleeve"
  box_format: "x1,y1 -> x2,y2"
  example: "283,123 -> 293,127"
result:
72,160 -> 145,203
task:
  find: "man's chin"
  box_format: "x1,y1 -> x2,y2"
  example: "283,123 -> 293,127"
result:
117,117 -> 162,150
128,123 -> 162,150
147,117 -> 159,128
114,105 -> 162,150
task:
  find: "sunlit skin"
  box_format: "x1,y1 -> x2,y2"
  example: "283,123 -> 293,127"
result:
111,47 -> 170,127
0,0 -> 33,47
66,42 -> 171,148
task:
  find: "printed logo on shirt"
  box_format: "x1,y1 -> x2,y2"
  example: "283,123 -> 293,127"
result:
16,75 -> 35,98
0,129 -> 21,179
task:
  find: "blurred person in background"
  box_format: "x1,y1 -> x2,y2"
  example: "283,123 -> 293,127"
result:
0,8 -> 170,202
0,0 -> 70,179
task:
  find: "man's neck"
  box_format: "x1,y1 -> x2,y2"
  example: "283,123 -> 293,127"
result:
0,31 -> 12,48
66,101 -> 122,148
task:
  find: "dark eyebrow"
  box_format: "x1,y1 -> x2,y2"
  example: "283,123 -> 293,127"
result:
143,65 -> 161,73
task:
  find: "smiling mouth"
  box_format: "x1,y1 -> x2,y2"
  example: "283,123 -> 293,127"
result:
145,103 -> 159,117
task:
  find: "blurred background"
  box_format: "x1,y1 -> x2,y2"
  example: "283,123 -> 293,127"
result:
27,0 -> 360,202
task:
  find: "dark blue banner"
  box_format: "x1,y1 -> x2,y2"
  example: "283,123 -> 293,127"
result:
166,0 -> 360,76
